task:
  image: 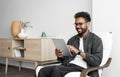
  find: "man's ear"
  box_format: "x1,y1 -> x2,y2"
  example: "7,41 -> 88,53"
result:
87,22 -> 90,27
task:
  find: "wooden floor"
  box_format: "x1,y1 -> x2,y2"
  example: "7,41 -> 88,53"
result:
0,64 -> 35,77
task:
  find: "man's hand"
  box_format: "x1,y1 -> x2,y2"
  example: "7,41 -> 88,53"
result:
67,45 -> 79,54
55,48 -> 64,58
80,52 -> 86,59
67,45 -> 86,59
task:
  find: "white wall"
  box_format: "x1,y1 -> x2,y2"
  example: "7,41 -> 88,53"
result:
0,0 -> 92,69
92,0 -> 120,77
0,0 -> 92,41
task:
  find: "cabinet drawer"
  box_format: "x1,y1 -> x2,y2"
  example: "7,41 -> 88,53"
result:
0,39 -> 12,57
24,39 -> 41,60
25,40 -> 41,48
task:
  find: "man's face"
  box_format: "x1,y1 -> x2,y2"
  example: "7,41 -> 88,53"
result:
74,17 -> 90,36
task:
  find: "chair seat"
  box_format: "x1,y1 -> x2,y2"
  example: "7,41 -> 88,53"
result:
36,66 -> 43,77
64,72 -> 89,77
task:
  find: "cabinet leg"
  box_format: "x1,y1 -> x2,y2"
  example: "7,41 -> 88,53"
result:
5,58 -> 8,74
19,61 -> 22,71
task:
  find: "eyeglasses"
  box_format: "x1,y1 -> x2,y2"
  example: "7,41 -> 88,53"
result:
74,22 -> 86,26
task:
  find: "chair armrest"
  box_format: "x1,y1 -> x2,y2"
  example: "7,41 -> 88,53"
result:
80,58 -> 112,77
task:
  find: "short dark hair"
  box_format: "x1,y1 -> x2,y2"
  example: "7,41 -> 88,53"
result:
74,12 -> 91,22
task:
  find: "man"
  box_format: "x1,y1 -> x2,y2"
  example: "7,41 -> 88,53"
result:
38,11 -> 103,77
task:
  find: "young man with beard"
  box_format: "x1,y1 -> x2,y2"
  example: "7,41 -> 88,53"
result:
38,12 -> 103,77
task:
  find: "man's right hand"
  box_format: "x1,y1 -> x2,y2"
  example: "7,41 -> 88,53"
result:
55,48 -> 64,58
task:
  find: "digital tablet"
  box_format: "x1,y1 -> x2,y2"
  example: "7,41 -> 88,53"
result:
52,39 -> 72,56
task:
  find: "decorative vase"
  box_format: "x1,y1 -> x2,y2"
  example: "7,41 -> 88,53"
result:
11,20 -> 21,38
18,29 -> 27,39
41,32 -> 47,37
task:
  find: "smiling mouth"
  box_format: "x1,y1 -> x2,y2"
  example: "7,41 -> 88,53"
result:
77,28 -> 82,32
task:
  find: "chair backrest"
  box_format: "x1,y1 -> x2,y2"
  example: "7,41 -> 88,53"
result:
95,32 -> 112,77
95,32 -> 112,66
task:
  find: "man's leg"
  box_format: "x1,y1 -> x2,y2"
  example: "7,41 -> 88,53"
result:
38,64 -> 84,77
38,65 -> 55,77
50,64 -> 84,77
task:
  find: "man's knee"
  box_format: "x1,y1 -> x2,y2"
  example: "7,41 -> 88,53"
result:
51,66 -> 65,77
38,67 -> 46,77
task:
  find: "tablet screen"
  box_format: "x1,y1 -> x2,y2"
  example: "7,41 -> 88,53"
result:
52,39 -> 72,56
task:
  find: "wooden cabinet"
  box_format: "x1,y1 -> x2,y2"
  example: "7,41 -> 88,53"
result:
0,38 -> 58,74
0,38 -> 57,61
0,39 -> 13,57
40,39 -> 57,61
24,39 -> 56,61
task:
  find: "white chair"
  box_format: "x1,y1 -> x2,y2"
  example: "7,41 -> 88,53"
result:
35,32 -> 112,77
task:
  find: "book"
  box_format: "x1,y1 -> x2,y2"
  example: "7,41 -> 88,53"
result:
14,49 -> 21,57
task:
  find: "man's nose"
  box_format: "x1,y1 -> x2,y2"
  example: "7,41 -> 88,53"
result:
76,25 -> 82,28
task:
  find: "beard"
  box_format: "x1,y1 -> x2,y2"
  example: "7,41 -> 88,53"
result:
76,28 -> 87,37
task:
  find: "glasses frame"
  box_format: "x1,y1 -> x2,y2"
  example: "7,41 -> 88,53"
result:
74,22 -> 87,27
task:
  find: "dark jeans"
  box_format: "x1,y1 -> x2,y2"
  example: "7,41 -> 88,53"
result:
38,63 -> 84,77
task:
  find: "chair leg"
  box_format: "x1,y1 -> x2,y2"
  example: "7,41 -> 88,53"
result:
19,61 -> 22,71
5,58 -> 8,74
